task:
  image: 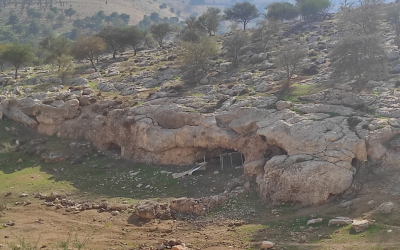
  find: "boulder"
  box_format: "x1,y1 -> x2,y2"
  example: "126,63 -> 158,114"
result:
135,200 -> 160,220
68,77 -> 88,86
392,65 -> 400,74
315,57 -> 325,64
259,62 -> 275,71
106,71 -> 119,77
276,101 -> 292,111
199,77 -> 209,85
97,82 -> 118,92
307,218 -> 323,225
141,78 -> 159,88
260,241 -> 275,249
257,158 -> 354,205
251,53 -> 268,64
351,220 -> 369,232
82,88 -> 94,95
87,72 -> 101,80
254,82 -> 271,93
328,217 -> 352,226
83,68 -> 96,74
388,50 -> 399,61
244,159 -> 266,177
378,202 -> 396,214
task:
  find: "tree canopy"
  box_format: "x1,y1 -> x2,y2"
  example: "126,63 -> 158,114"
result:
0,43 -> 34,79
72,36 -> 106,71
97,26 -> 129,58
265,2 -> 299,22
149,23 -> 173,46
224,1 -> 259,30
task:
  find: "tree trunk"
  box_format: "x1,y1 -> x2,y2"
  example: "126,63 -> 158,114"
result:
113,51 -> 116,59
243,22 -> 246,30
89,59 -> 97,71
15,67 -> 18,79
358,74 -> 362,89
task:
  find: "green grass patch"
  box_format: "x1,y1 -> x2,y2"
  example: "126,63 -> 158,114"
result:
290,106 -> 304,115
291,83 -> 326,97
88,81 -> 97,90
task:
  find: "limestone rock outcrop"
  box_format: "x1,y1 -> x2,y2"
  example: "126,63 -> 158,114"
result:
0,96 -> 369,205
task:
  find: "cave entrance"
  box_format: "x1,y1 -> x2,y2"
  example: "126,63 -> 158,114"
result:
220,151 -> 244,171
103,142 -> 121,156
264,145 -> 287,160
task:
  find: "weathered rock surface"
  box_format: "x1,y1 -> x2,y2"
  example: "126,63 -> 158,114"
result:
328,217 -> 353,226
0,96 -> 374,205
378,202 -> 396,214
135,200 -> 161,220
351,220 -> 369,232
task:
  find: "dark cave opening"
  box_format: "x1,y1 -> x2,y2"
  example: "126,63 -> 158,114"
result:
103,142 -> 122,155
264,145 -> 288,160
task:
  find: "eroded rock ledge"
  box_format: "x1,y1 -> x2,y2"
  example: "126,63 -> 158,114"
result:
1,94 -> 399,205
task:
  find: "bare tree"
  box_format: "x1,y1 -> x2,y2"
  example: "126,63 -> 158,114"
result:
277,43 -> 307,89
338,0 -> 383,35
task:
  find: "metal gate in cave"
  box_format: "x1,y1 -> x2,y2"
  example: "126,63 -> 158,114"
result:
219,152 -> 244,171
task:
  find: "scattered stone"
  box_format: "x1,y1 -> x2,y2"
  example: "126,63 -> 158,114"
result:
260,241 -> 275,249
339,200 -> 354,208
307,218 -> 323,225
111,211 -> 120,216
328,217 -> 353,226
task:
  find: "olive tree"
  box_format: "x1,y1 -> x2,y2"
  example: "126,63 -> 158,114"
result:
224,1 -> 259,30
0,43 -> 34,79
181,36 -> 219,83
72,36 -> 106,71
150,23 -> 173,46
197,7 -> 221,36
265,2 -> 299,22
97,26 -> 128,58
126,26 -> 146,55
299,0 -> 331,20
251,19 -> 281,46
41,36 -> 72,71
223,31 -> 250,67
277,43 -> 307,89
330,34 -> 386,89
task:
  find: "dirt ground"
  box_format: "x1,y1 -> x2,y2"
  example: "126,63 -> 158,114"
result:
1,119 -> 400,250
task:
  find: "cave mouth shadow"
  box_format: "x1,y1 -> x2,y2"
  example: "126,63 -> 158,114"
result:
102,142 -> 121,156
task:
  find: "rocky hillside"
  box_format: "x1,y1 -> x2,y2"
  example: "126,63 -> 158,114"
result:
1,6 -> 400,208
